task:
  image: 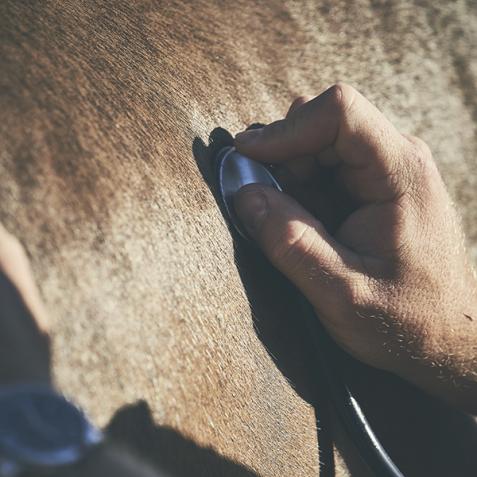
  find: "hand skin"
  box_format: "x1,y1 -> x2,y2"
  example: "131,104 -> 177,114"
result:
0,224 -> 51,385
234,83 -> 477,415
0,225 -> 163,477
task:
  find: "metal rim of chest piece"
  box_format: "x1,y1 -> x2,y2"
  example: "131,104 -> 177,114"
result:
216,146 -> 282,241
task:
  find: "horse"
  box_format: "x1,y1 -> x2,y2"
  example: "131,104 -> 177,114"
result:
1,1 -> 476,475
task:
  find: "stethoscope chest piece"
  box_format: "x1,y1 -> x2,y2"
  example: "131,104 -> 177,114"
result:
216,146 -> 281,240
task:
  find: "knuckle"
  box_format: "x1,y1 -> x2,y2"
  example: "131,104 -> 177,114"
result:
268,220 -> 350,287
289,95 -> 310,112
407,137 -> 438,188
343,275 -> 376,310
406,135 -> 433,162
269,221 -> 315,271
400,135 -> 439,203
264,118 -> 289,140
328,82 -> 357,114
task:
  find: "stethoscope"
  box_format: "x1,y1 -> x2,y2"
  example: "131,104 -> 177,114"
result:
216,146 -> 404,477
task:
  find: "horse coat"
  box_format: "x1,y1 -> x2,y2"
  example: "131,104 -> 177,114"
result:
1,1 -> 476,475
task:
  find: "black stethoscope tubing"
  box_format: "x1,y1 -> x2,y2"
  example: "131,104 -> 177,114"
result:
297,296 -> 404,477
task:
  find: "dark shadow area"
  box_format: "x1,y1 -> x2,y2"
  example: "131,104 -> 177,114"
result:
192,127 -> 325,404
0,270 -> 51,384
341,358 -> 477,477
192,127 -> 335,476
107,401 -> 259,477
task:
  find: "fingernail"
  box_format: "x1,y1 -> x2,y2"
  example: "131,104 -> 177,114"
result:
234,186 -> 269,238
234,128 -> 262,146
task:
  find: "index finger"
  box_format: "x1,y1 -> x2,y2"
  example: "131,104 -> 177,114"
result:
235,83 -> 413,203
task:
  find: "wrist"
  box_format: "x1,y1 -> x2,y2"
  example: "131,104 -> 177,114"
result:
396,305 -> 477,415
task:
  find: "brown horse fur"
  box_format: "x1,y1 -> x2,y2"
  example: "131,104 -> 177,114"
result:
1,1 -> 477,476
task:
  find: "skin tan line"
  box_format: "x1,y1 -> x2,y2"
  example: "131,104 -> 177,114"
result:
1,1 -> 477,476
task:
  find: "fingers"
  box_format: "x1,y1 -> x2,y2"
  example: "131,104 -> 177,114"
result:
234,184 -> 363,312
286,95 -> 314,117
402,133 -> 433,159
235,83 -> 413,203
0,224 -> 49,333
0,224 -> 51,384
282,95 -> 317,180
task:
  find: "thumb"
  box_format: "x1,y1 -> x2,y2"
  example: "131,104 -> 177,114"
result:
234,184 -> 361,312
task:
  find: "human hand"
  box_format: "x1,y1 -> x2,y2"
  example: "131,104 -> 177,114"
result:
233,83 -> 477,414
0,223 -> 51,385
0,224 -> 164,477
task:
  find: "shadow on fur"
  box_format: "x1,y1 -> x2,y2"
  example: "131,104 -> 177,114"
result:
192,127 -> 336,476
107,400 -> 259,477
